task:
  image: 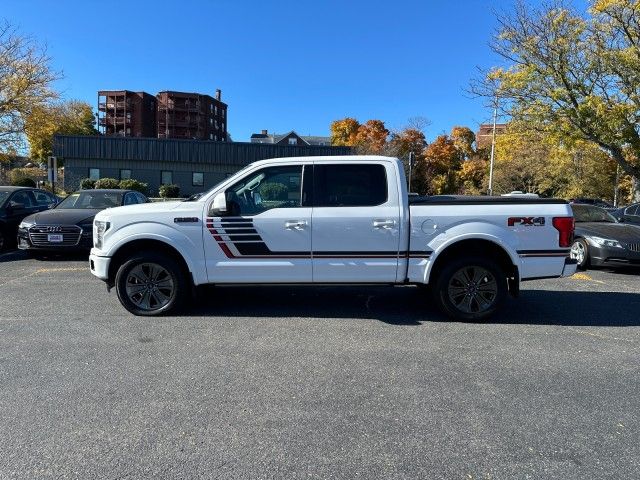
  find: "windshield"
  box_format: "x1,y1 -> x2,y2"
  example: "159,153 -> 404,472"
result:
0,191 -> 10,207
571,204 -> 617,223
57,191 -> 123,210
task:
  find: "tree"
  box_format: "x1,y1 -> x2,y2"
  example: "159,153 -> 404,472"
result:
25,100 -> 97,160
0,21 -> 59,152
450,126 -> 476,160
330,118 -> 360,146
475,0 -> 640,200
354,119 -> 389,153
415,134 -> 463,195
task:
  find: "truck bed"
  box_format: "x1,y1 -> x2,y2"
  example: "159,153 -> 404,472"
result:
409,195 -> 568,205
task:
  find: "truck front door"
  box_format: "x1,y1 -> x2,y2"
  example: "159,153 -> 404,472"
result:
311,162 -> 401,282
204,163 -> 312,283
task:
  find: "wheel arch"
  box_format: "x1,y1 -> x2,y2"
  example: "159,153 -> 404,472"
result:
107,238 -> 193,289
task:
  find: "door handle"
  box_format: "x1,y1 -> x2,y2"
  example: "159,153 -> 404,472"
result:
285,220 -> 307,230
373,219 -> 396,229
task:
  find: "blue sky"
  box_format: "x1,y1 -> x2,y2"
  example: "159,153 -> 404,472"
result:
4,0 -> 555,142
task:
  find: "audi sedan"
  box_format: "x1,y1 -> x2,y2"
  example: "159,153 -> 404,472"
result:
570,204 -> 640,269
17,189 -> 148,252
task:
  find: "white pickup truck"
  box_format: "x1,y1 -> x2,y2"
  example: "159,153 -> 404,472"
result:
89,156 -> 576,320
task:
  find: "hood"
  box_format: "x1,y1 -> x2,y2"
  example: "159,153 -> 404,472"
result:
575,222 -> 640,243
27,209 -> 101,226
96,201 -> 184,219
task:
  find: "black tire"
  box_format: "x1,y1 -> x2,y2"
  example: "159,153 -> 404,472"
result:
432,256 -> 507,322
115,252 -> 188,316
570,238 -> 589,270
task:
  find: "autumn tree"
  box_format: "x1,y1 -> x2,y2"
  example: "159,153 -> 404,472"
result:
475,0 -> 640,200
354,119 -> 389,154
25,100 -> 97,160
330,118 -> 360,146
450,126 -> 476,161
414,134 -> 463,195
0,21 -> 59,152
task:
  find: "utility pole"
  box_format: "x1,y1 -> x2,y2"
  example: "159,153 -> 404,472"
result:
488,96 -> 498,196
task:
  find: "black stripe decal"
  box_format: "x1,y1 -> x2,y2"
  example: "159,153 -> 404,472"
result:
517,249 -> 570,257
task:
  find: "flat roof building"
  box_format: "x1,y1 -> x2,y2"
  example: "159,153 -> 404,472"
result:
97,91 -> 157,138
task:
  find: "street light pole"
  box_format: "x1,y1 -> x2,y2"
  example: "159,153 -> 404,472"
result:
488,96 -> 498,196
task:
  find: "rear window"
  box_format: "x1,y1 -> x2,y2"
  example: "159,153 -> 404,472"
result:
313,164 -> 387,207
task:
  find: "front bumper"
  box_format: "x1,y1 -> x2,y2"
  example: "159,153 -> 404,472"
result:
587,243 -> 640,267
89,252 -> 111,281
18,227 -> 93,251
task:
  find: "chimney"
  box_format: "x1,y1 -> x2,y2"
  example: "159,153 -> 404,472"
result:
261,129 -> 268,135
215,89 -> 221,101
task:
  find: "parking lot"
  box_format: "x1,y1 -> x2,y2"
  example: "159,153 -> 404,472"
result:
0,251 -> 638,479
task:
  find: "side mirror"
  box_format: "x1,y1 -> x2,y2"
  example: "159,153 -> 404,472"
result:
211,192 -> 227,216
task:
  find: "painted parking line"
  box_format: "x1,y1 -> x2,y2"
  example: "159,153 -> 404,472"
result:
571,272 -> 605,284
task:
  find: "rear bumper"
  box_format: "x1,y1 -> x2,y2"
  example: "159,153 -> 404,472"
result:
561,258 -> 578,277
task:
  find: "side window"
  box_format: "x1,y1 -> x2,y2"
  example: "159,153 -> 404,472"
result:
35,191 -> 56,206
10,191 -> 34,208
313,164 -> 387,207
225,165 -> 302,216
124,193 -> 138,205
89,168 -> 100,180
626,205 -> 639,216
135,193 -> 148,203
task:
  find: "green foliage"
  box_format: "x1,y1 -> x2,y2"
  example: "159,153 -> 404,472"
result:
11,176 -> 36,187
79,178 -> 96,190
159,184 -> 180,198
259,182 -> 288,201
119,179 -> 148,195
94,177 -> 120,189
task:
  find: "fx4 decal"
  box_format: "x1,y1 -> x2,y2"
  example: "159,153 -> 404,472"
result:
508,216 -> 546,227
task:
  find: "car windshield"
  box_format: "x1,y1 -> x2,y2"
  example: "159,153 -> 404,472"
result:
0,191 -> 10,206
57,191 -> 123,209
572,204 -> 617,223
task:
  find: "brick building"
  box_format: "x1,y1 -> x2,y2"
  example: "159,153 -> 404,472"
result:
156,90 -> 227,141
97,91 -> 157,138
476,123 -> 507,150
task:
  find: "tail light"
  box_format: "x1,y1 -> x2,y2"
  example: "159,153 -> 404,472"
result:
552,217 -> 574,247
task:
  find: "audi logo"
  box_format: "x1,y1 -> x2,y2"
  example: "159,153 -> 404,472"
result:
45,226 -> 63,233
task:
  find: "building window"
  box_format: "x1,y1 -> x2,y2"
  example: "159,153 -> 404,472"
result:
215,106 -> 218,115
210,104 -> 213,113
209,133 -> 214,140
215,120 -> 218,129
288,137 -> 297,145
120,169 -> 132,180
192,172 -> 204,187
214,135 -> 218,141
161,171 -> 173,185
210,118 -> 213,125
89,168 -> 100,180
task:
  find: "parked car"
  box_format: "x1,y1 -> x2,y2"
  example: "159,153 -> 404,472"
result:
612,203 -> 640,226
88,156 -> 577,320
0,186 -> 59,251
570,204 -> 640,269
17,189 -> 148,252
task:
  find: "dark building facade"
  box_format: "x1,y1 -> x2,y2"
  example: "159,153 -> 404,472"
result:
250,129 -> 331,146
476,123 -> 507,150
55,135 -> 352,196
97,90 -> 157,138
156,90 -> 227,141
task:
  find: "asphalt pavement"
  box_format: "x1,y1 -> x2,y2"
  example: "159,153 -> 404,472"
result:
0,250 -> 638,479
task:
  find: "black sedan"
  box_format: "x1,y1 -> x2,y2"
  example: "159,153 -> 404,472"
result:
612,203 -> 640,226
17,189 -> 148,252
570,204 -> 640,269
0,186 -> 59,251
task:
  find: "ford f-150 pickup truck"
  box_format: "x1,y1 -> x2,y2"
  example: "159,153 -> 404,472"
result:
89,156 -> 576,320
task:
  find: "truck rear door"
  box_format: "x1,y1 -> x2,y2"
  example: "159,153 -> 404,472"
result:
311,162 -> 401,282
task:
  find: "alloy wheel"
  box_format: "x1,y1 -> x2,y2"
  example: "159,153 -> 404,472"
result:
447,265 -> 498,314
570,241 -> 585,265
125,262 -> 175,312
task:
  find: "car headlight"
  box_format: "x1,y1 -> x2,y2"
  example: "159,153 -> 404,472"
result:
19,220 -> 35,230
93,220 -> 111,249
589,236 -> 623,248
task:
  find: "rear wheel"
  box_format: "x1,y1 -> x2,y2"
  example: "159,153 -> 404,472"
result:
115,253 -> 187,316
570,239 -> 589,270
433,256 -> 507,321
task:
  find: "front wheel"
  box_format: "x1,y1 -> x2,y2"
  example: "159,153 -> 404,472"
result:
433,257 -> 507,321
570,239 -> 589,270
115,253 -> 187,316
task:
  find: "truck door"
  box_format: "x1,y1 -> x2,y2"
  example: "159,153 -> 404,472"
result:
311,162 -> 401,282
204,163 -> 313,283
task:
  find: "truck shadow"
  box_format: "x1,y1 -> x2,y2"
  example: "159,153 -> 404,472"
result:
187,285 -> 640,327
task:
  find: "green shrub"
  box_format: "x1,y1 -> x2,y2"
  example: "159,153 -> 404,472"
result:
159,184 -> 180,198
119,179 -> 149,195
259,182 -> 288,201
79,178 -> 96,190
11,177 -> 36,187
94,177 -> 120,189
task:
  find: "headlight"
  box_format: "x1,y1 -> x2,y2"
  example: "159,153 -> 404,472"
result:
589,236 -> 623,248
93,220 -> 111,249
19,220 -> 35,230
